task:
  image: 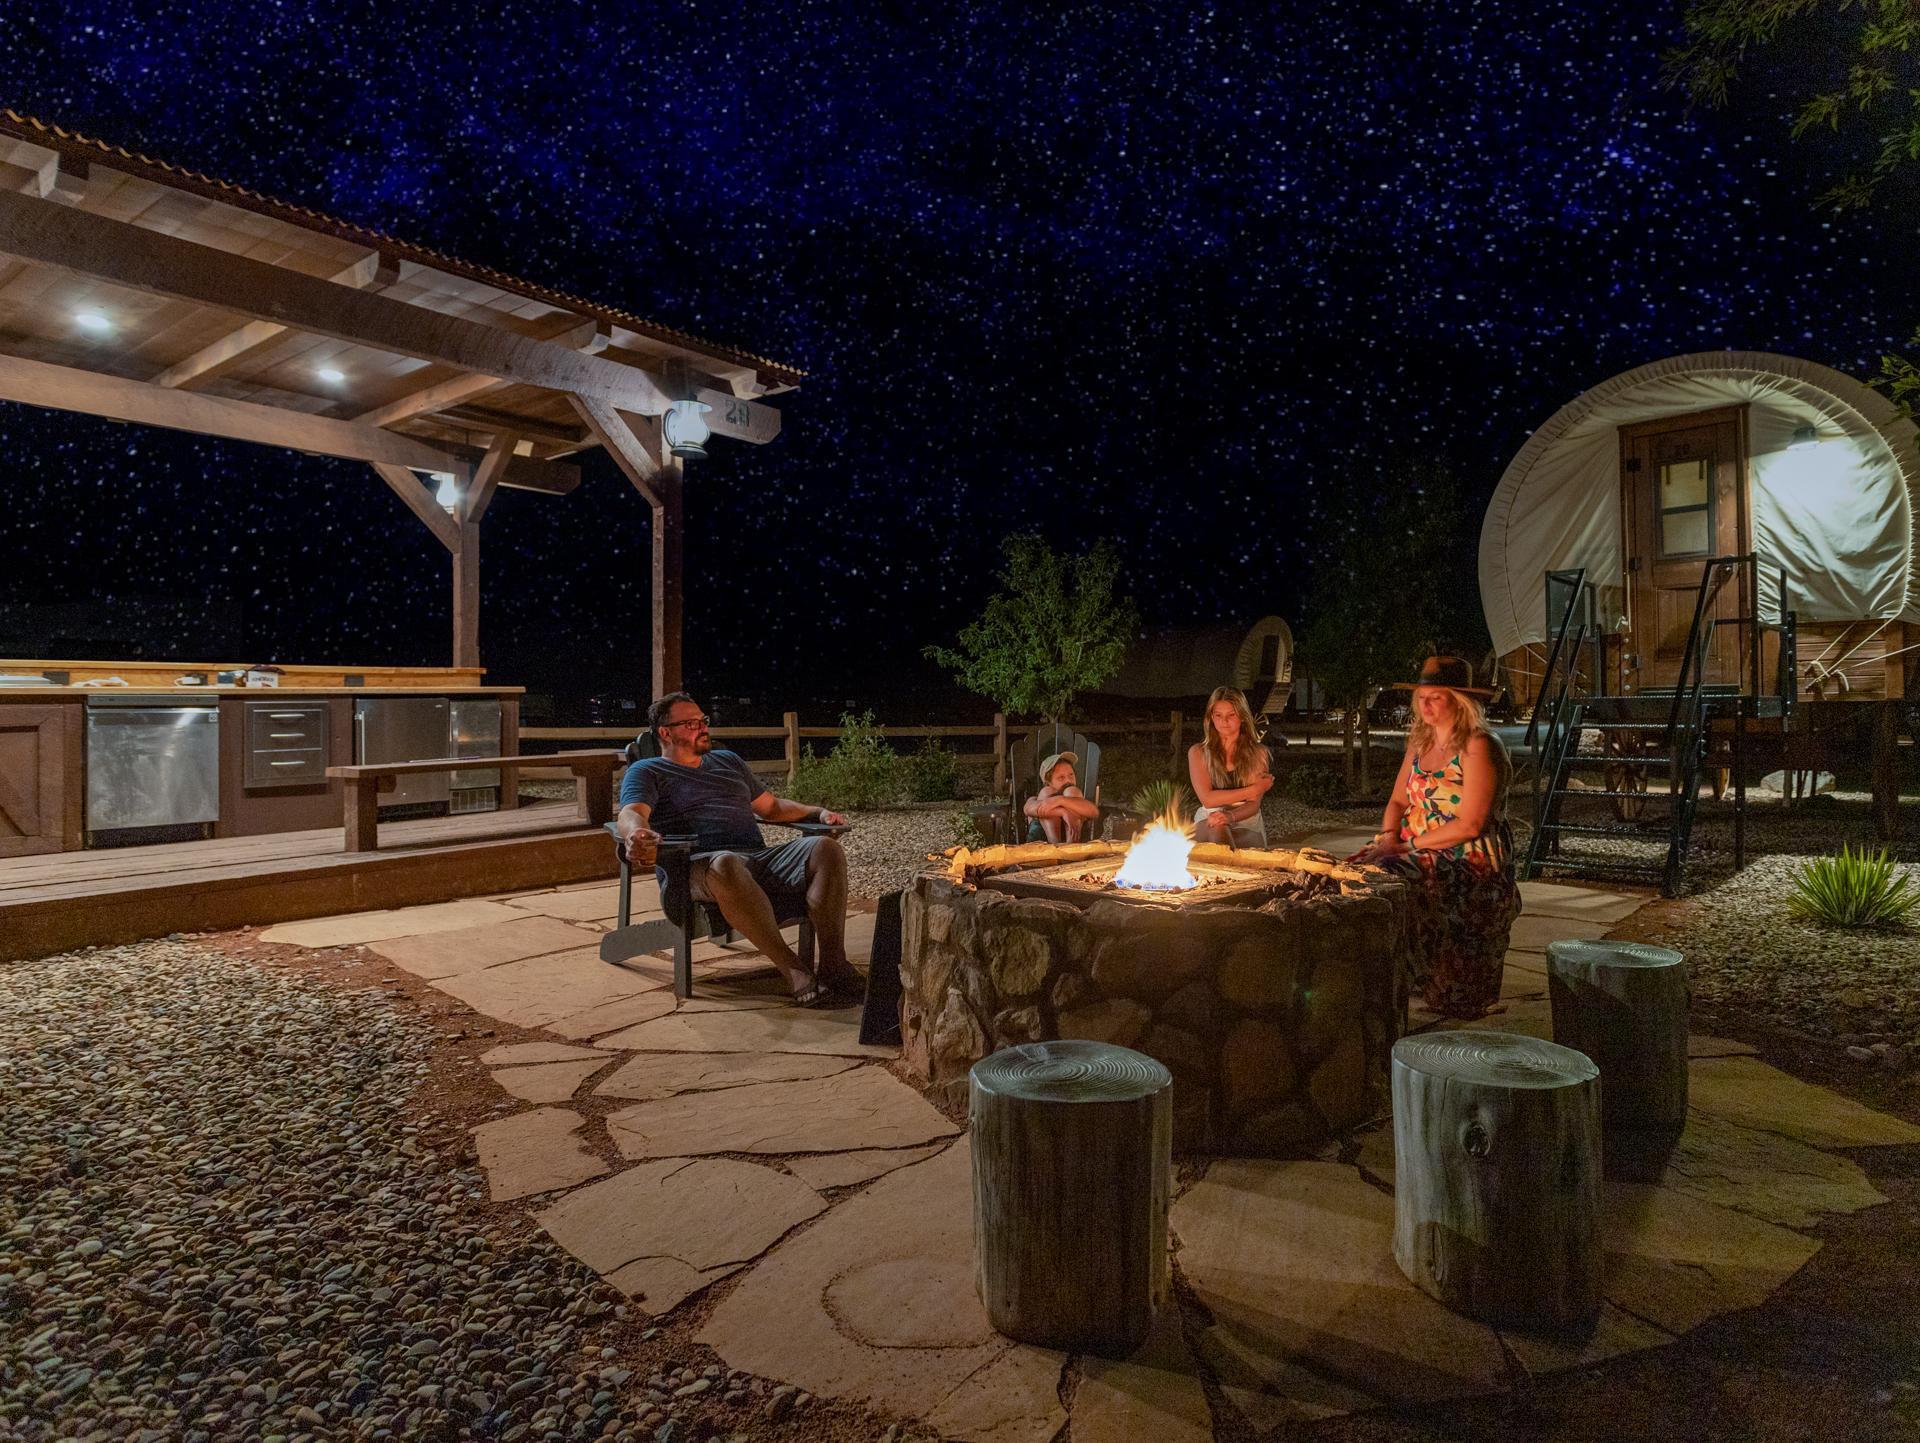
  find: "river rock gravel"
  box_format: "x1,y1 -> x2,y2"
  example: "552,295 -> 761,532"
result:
0,938 -> 684,1443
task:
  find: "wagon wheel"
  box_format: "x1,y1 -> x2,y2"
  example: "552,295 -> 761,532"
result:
1603,735 -> 1651,822
1710,767 -> 1730,802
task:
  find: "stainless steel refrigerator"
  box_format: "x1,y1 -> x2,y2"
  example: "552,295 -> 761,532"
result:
353,697 -> 451,809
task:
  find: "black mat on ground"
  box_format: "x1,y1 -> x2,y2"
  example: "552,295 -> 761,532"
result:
859,890 -> 904,1047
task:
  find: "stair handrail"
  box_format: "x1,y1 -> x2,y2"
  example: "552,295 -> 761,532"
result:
1529,617 -> 1591,862
1526,568 -> 1589,750
1664,557 -> 1739,747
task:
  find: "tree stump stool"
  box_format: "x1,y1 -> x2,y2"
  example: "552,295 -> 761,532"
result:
970,1039 -> 1172,1357
1547,939 -> 1689,1134
1391,1031 -> 1602,1329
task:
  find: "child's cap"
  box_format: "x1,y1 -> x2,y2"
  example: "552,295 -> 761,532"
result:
1039,750 -> 1079,783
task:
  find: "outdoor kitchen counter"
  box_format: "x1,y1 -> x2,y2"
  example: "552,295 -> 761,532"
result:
0,686 -> 524,855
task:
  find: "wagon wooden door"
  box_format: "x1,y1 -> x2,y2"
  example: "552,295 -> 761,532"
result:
1620,407 -> 1747,693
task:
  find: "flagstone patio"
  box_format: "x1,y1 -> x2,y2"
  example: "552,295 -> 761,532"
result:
281,851 -> 1920,1440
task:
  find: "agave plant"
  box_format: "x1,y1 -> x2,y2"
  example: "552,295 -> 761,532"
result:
1131,778 -> 1194,829
1787,845 -> 1919,929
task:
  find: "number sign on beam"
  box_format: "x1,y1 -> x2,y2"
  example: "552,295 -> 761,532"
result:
694,387 -> 782,445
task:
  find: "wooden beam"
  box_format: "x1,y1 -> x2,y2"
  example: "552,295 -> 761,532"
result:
150,251 -> 387,390
351,317 -> 605,428
0,189 -> 670,412
0,351 -> 459,471
459,431 -> 518,526
453,521 -> 481,670
568,395 -> 663,507
493,454 -> 581,496
370,462 -> 458,552
439,404 -> 588,447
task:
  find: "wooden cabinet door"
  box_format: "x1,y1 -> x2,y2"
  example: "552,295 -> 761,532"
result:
0,705 -> 82,856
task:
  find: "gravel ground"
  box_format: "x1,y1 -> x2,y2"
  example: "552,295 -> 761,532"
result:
1621,853 -> 1920,1053
0,940 -> 773,1443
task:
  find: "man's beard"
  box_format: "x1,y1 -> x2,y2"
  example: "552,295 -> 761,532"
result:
692,733 -> 714,753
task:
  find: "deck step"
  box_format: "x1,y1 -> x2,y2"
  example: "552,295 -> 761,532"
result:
1537,821 -> 1672,837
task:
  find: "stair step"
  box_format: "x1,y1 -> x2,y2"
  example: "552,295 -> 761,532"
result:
1529,856 -> 1666,878
1542,787 -> 1680,802
1559,754 -> 1678,769
1539,821 -> 1674,837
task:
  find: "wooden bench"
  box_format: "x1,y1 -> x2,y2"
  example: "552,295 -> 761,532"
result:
325,750 -> 624,852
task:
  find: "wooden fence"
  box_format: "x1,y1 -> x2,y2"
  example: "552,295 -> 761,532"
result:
519,711 -> 1201,795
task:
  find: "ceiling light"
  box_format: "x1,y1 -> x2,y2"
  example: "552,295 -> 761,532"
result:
1789,425 -> 1819,450
74,311 -> 111,333
316,366 -> 346,384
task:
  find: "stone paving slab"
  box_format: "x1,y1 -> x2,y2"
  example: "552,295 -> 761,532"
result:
472,1107 -> 608,1202
544,990 -> 679,1041
1172,1159 -> 1510,1411
783,1144 -> 947,1191
1072,1310 -> 1212,1443
534,1158 -> 828,1316
1499,1302 -> 1674,1378
365,915 -> 603,979
1600,1180 -> 1821,1335
1687,1034 -> 1758,1058
1517,881 -> 1646,924
492,1058 -> 614,1104
1198,1316 -> 1376,1432
260,898 -> 529,948
595,1051 -> 859,1102
1686,1055 -> 1920,1148
1634,1110 -> 1888,1229
481,1041 -> 610,1066
432,946 -> 664,1029
922,1343 -> 1067,1443
606,1066 -> 959,1160
503,884 -> 627,923
595,1003 -> 893,1057
1508,913 -> 1612,954
701,1143 -> 1058,1437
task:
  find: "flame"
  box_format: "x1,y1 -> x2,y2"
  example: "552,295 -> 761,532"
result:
1112,819 -> 1199,891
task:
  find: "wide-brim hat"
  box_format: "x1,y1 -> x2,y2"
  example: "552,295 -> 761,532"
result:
1039,750 -> 1079,782
1390,654 -> 1498,698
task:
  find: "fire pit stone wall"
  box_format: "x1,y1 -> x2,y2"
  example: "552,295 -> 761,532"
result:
900,846 -> 1413,1155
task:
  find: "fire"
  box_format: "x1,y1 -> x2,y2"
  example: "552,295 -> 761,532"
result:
1112,819 -> 1199,891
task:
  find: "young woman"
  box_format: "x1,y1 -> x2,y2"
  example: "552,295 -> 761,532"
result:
1188,686 -> 1273,847
1352,655 -> 1521,1018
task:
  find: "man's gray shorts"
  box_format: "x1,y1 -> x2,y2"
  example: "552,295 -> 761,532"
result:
688,835 -> 829,906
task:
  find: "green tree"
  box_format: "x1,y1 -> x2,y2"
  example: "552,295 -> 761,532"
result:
1664,0 -> 1920,432
1301,461 -> 1490,794
925,534 -> 1139,722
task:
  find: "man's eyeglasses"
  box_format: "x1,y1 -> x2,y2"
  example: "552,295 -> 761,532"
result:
661,715 -> 711,731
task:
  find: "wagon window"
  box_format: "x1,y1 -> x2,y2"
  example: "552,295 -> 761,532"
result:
1658,457 -> 1712,557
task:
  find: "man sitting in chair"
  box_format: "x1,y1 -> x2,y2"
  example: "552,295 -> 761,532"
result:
617,692 -> 862,1007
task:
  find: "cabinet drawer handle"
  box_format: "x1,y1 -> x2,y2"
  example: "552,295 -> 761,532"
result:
267,712 -> 308,720
269,731 -> 306,739
269,760 -> 307,768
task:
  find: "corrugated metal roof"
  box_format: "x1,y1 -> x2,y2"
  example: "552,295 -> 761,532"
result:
0,109 -> 805,388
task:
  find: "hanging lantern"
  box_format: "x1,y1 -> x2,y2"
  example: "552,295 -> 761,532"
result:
662,399 -> 712,461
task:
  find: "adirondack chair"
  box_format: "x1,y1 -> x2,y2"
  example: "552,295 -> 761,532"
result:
598,731 -> 827,999
1001,723 -> 1140,844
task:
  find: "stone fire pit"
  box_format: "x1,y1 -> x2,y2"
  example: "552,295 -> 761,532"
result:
900,840 -> 1412,1154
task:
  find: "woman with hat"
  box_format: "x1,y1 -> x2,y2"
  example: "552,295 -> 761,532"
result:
1026,750 -> 1100,843
1351,654 -> 1522,1018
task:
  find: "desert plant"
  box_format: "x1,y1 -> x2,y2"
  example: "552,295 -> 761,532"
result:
787,711 -> 903,809
902,739 -> 960,802
947,808 -> 990,850
1131,778 -> 1193,827
1283,764 -> 1348,809
1787,845 -> 1919,930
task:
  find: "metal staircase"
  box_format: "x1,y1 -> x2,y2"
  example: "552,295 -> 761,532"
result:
1520,558 -> 1794,896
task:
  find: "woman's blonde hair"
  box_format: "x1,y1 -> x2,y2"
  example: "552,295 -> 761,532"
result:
1202,685 -> 1267,786
1409,688 -> 1510,789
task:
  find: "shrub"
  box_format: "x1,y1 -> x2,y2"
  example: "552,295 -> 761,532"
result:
1283,764 -> 1348,809
902,739 -> 959,802
1787,845 -> 1919,929
947,808 -> 990,849
1131,778 -> 1193,826
787,711 -> 902,809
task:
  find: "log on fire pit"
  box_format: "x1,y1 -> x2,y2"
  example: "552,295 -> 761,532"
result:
900,838 -> 1413,1154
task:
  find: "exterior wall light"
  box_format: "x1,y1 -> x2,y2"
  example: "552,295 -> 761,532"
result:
1790,425 -> 1820,449
662,399 -> 712,461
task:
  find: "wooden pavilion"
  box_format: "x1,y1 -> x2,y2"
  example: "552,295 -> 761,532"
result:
0,109 -> 804,692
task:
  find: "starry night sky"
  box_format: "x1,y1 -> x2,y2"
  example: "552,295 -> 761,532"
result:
0,1 -> 1911,720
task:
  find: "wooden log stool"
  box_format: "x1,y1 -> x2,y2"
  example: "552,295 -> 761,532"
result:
1391,1031 -> 1602,1330
970,1039 -> 1172,1357
1546,940 -> 1689,1134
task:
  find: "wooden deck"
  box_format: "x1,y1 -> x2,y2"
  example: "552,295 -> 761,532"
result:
0,801 -> 616,960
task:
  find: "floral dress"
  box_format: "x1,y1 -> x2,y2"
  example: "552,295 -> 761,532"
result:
1381,748 -> 1522,1017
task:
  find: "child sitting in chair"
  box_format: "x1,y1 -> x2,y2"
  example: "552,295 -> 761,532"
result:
1025,750 -> 1100,844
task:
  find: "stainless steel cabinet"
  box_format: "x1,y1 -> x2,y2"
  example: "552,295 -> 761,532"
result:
86,702 -> 220,833
450,699 -> 502,813
354,698 -> 451,808
243,702 -> 330,788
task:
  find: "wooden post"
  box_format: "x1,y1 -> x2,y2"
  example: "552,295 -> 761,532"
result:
1341,705 -> 1356,792
784,710 -> 802,787
1871,699 -> 1901,842
1391,1032 -> 1602,1329
971,1040 -> 1172,1357
452,520 -> 480,670
1359,694 -> 1373,797
343,778 -> 380,853
1169,709 -> 1184,773
654,453 -> 685,696
993,713 -> 1009,798
1547,941 -> 1689,1135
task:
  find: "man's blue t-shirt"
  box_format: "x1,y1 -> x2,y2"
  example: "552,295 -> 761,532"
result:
618,749 -> 767,853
